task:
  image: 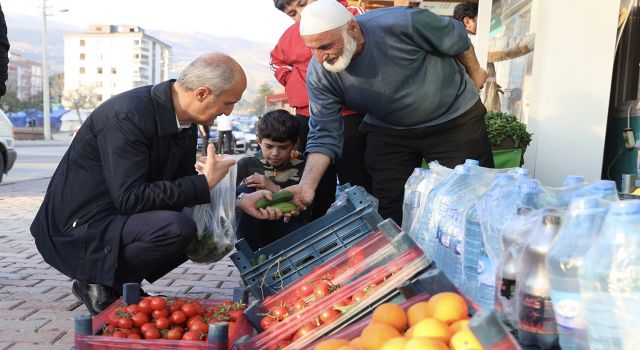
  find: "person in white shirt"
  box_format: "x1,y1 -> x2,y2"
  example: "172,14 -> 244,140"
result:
217,114 -> 233,154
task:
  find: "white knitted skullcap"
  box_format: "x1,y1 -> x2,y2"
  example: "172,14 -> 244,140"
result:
300,0 -> 353,36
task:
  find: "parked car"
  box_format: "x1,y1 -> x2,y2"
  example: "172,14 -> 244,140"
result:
196,124 -> 247,154
232,123 -> 248,153
244,124 -> 258,151
0,109 -> 17,183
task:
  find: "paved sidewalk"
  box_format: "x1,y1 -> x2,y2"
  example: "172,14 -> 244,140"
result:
0,178 -> 243,349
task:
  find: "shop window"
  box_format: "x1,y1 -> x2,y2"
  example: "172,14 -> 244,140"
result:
79,67 -> 85,74
80,39 -> 85,47
79,53 -> 85,60
97,67 -> 103,74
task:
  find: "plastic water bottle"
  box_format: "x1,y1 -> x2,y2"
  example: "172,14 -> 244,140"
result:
580,200 -> 640,350
517,212 -> 563,349
462,173 -> 515,308
562,175 -> 587,187
402,168 -> 429,231
494,207 -> 535,328
546,197 -> 608,350
573,179 -> 619,201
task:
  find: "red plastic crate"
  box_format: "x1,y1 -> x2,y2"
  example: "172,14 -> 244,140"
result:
74,297 -> 254,350
240,246 -> 430,349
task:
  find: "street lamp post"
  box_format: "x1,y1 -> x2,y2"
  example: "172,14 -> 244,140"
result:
42,0 -> 51,140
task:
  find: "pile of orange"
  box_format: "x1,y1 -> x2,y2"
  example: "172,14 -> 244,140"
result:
314,292 -> 483,350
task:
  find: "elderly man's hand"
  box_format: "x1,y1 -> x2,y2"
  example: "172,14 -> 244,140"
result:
239,190 -> 299,222
196,144 -> 236,189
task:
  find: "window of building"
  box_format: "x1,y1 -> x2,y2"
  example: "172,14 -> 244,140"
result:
111,67 -> 117,74
134,54 -> 140,59
97,67 -> 103,74
79,53 -> 85,60
134,39 -> 140,45
80,39 -> 85,47
79,67 -> 85,74
97,81 -> 103,87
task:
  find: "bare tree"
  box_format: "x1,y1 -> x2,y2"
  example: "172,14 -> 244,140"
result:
63,84 -> 99,123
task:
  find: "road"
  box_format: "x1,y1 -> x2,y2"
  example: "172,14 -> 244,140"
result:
1,146 -> 68,185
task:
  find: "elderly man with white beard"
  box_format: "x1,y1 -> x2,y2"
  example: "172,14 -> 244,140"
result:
286,0 -> 494,226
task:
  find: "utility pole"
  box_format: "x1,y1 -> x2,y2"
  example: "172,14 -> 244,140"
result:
42,0 -> 51,140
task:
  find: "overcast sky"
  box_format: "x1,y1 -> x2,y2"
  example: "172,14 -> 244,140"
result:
3,0 -> 294,44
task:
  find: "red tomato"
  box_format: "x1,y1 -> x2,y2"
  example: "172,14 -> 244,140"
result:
152,309 -> 169,319
131,312 -> 150,328
155,317 -> 170,329
319,308 -> 340,324
351,291 -> 367,304
293,322 -> 317,340
270,306 -> 289,321
313,282 -> 331,298
187,315 -> 204,328
292,299 -> 307,313
189,320 -> 209,334
103,325 -> 115,334
138,299 -> 152,314
140,322 -> 156,334
190,301 -> 204,315
260,316 -> 276,330
143,328 -> 160,339
117,317 -> 133,329
125,304 -> 140,313
181,303 -> 198,317
150,297 -> 167,311
112,330 -> 126,338
182,330 -> 202,341
166,328 -> 182,340
296,283 -> 314,298
169,299 -> 186,313
170,310 -> 187,325
107,311 -> 119,327
229,309 -> 243,322
127,333 -> 141,339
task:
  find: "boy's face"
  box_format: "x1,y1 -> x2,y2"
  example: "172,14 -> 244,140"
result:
283,0 -> 316,23
258,138 -> 297,166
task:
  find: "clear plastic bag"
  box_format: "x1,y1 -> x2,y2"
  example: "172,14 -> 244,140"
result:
185,164 -> 237,263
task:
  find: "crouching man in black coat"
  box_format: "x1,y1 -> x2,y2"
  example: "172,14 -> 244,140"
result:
30,53 -> 291,315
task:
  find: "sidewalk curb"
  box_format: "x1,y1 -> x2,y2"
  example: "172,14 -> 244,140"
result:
15,140 -> 71,147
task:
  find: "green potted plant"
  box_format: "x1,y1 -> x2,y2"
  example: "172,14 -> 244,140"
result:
484,111 -> 533,168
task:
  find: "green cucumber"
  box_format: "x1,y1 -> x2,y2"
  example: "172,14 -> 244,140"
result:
255,191 -> 294,209
268,201 -> 297,213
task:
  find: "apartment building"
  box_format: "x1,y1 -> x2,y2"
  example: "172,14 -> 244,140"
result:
63,24 -> 171,104
7,52 -> 43,102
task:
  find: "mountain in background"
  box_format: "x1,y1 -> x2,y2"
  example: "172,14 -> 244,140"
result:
5,14 -> 282,107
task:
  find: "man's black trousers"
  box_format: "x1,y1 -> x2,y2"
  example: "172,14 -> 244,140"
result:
359,99 -> 494,225
112,210 -> 196,293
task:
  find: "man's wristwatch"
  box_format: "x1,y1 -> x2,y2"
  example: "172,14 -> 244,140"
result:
236,193 -> 246,208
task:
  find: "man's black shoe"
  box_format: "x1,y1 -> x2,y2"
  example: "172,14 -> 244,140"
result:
72,280 -> 118,315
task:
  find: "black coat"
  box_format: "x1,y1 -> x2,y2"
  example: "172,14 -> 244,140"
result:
31,80 -> 210,286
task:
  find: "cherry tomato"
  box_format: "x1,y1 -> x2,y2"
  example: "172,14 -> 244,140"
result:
125,304 -> 140,313
292,299 -> 307,313
293,322 -> 317,340
169,299 -> 185,313
351,291 -> 367,304
117,317 -> 133,329
190,320 -> 209,334
150,297 -> 167,311
138,299 -> 152,314
140,322 -> 156,334
229,309 -> 243,322
155,317 -> 171,329
270,306 -> 289,321
260,316 -> 276,330
166,328 -> 182,340
319,308 -> 340,324
170,310 -> 187,325
182,330 -> 202,341
131,312 -> 150,328
190,301 -> 204,315
187,315 -> 205,327
143,327 -> 160,339
127,333 -> 141,339
107,311 -> 119,327
112,330 -> 126,338
181,303 -> 197,317
313,282 -> 331,298
296,282 -> 314,298
152,309 -> 169,319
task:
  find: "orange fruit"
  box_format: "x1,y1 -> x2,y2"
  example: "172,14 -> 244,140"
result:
315,339 -> 350,350
372,303 -> 408,332
426,292 -> 468,324
350,337 -> 365,349
410,318 -> 452,343
336,346 -> 363,350
405,337 -> 450,350
360,323 -> 402,350
380,336 -> 408,350
407,301 -> 431,327
449,319 -> 470,334
450,329 -> 483,350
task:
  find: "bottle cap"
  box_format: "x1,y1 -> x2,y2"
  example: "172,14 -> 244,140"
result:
464,159 -> 480,167
454,164 -> 470,174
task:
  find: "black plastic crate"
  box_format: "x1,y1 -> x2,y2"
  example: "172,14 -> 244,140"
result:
230,185 -> 382,298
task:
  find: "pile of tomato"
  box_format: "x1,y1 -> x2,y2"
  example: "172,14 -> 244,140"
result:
101,296 -> 246,341
259,267 -> 394,350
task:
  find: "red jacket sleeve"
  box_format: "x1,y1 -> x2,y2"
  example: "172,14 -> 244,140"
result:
270,33 -> 293,87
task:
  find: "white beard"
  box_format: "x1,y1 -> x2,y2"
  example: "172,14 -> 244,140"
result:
323,30 -> 357,73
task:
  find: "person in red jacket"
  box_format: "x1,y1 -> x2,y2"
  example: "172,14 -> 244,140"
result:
271,0 -> 371,200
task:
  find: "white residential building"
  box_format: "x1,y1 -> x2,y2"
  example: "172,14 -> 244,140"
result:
7,52 -> 43,102
63,24 -> 171,105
